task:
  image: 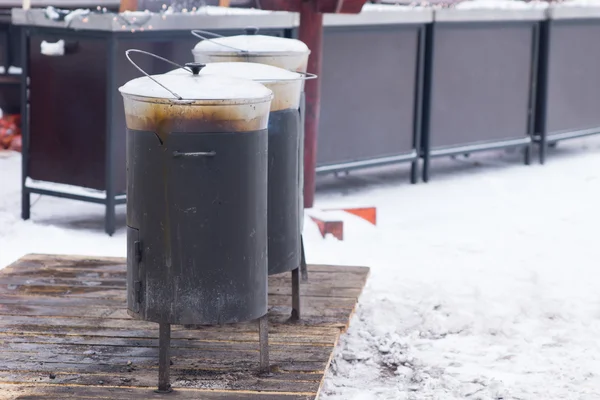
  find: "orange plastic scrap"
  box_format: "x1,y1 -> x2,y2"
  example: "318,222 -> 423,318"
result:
8,134 -> 21,152
342,207 -> 376,226
0,128 -> 12,149
309,215 -> 344,241
5,114 -> 21,126
0,114 -> 22,150
322,207 -> 377,226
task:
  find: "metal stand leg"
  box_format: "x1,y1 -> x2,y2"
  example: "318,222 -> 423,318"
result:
20,29 -> 30,221
155,323 -> 172,393
422,155 -> 430,183
524,143 -> 532,166
259,314 -> 270,374
21,189 -> 30,220
410,160 -> 418,184
104,36 -> 116,237
540,137 -> 548,165
300,235 -> 308,282
291,267 -> 301,321
105,201 -> 115,236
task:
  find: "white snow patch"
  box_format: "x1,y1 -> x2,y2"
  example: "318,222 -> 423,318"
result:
25,177 -> 125,201
40,40 -> 65,57
552,0 -> 600,7
64,9 -> 91,24
453,0 -> 548,10
362,3 -> 429,12
193,6 -> 272,15
0,66 -> 23,75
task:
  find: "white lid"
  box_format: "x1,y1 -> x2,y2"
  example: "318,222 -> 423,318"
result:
193,34 -> 310,55
119,70 -> 273,103
167,62 -> 302,82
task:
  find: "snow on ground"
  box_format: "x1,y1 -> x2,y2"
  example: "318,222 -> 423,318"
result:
453,0 -> 548,10
2,137 -> 600,399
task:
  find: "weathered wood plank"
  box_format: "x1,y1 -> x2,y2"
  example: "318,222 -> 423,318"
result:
0,304 -> 357,330
0,342 -> 332,363
0,314 -> 341,335
0,274 -> 367,293
0,384 -> 314,399
0,254 -> 369,399
0,304 -> 354,322
0,361 -> 322,393
0,358 -> 327,374
0,276 -> 365,298
6,254 -> 368,274
0,328 -> 338,346
0,335 -> 332,358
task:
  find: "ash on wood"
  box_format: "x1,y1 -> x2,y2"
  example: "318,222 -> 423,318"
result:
0,254 -> 369,400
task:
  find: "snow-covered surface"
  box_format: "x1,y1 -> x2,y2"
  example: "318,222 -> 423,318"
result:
361,3 -> 430,12
553,0 -> 600,6
24,177 -> 125,201
325,3 -> 433,25
193,34 -> 309,55
0,66 -> 22,75
193,6 -> 272,15
40,39 -> 65,56
548,2 -> 600,19
453,0 -> 548,10
167,63 -> 302,82
119,73 -> 273,101
434,4 -> 546,21
2,137 -> 600,398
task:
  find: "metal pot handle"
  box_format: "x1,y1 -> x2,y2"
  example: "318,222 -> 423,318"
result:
173,151 -> 216,158
125,49 -> 189,100
174,66 -> 318,83
250,72 -> 319,83
296,72 -> 318,81
191,29 -> 225,40
190,29 -> 249,53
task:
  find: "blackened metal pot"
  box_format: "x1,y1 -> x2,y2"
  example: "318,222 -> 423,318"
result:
120,55 -> 274,326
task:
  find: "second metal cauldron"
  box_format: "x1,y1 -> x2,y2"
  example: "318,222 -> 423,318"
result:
167,62 -> 306,276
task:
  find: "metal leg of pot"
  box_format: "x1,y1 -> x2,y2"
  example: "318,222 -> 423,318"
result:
540,135 -> 548,165
259,314 -> 270,374
291,267 -> 301,321
524,143 -> 532,166
155,323 -> 172,393
21,189 -> 30,220
104,36 -> 117,237
422,154 -> 430,183
20,28 -> 30,221
410,160 -> 418,184
300,235 -> 308,282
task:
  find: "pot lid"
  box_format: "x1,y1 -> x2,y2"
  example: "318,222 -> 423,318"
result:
119,63 -> 273,103
193,32 -> 310,55
167,62 -> 302,82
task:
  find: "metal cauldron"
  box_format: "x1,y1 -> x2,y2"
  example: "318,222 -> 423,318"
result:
191,27 -> 311,73
119,50 -> 273,392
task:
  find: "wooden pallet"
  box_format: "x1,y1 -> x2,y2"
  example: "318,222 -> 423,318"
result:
0,254 -> 369,400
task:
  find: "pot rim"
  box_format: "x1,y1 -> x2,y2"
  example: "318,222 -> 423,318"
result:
118,91 -> 274,105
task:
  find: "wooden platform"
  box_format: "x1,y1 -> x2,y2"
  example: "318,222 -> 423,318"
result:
0,254 -> 369,400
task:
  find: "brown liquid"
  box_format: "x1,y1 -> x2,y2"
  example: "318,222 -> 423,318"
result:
125,102 -> 269,136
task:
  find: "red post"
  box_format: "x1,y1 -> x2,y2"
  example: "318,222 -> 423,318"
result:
299,3 -> 323,209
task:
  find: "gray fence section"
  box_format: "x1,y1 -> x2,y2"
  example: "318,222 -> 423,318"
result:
317,24 -> 423,177
544,21 -> 600,135
427,23 -> 535,149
